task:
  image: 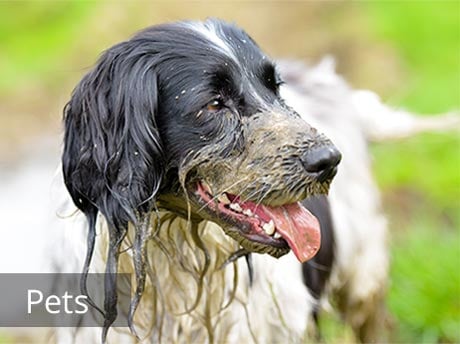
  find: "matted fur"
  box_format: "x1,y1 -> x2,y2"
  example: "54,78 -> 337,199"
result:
54,197 -> 317,343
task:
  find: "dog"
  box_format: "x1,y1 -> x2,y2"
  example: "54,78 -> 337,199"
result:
56,18 -> 460,343
60,18 -> 344,343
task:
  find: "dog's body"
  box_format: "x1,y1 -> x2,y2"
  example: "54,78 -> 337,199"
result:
52,19 -> 459,343
281,60 -> 389,342
59,19 -> 346,343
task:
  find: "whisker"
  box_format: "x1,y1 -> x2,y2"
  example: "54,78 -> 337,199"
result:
254,185 -> 275,210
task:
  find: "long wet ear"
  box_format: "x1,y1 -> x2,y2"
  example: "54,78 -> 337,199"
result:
62,41 -> 164,339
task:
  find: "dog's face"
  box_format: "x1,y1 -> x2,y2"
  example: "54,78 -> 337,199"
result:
63,19 -> 340,263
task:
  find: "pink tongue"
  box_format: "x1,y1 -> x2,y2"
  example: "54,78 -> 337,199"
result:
261,202 -> 321,263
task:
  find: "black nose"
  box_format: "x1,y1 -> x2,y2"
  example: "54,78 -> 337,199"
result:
301,146 -> 341,182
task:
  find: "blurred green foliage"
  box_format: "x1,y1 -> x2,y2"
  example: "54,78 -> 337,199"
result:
368,1 -> 459,113
0,1 -> 458,343
367,2 -> 460,342
0,2 -> 92,92
390,222 -> 460,343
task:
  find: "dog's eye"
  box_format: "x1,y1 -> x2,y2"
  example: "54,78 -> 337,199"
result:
207,99 -> 224,112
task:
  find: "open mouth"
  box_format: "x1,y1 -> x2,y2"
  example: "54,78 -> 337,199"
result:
195,181 -> 321,263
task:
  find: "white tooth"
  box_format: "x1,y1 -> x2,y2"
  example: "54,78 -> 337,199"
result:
201,181 -> 212,195
273,232 -> 282,239
262,220 -> 275,236
242,209 -> 253,217
217,193 -> 231,205
229,203 -> 243,212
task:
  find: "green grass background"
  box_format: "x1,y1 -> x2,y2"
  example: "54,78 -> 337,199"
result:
369,3 -> 459,342
0,1 -> 458,343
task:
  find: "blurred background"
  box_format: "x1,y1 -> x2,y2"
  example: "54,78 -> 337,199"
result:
0,1 -> 458,343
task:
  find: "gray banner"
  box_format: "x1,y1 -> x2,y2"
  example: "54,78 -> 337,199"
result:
0,273 -> 131,327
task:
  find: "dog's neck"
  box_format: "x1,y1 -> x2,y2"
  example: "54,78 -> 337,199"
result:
60,204 -> 312,343
106,211 -> 249,341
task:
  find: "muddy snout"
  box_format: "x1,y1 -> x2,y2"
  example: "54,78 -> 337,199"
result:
244,109 -> 341,188
300,144 -> 341,183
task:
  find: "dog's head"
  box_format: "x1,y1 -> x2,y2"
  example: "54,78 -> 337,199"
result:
63,19 -> 341,264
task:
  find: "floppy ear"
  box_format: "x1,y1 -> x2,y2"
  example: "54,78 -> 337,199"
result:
63,42 -> 164,226
62,41 -> 164,338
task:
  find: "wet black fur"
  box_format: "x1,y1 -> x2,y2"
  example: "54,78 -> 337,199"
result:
62,19 -> 336,341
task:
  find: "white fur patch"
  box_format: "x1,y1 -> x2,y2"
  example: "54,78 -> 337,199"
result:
185,21 -> 238,62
